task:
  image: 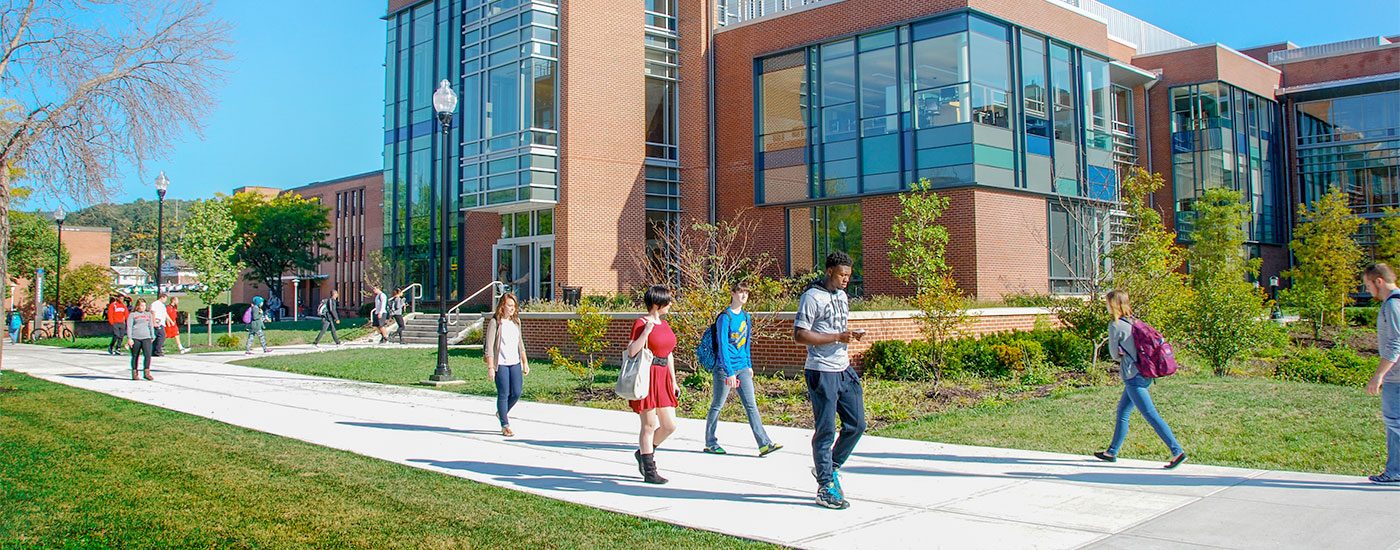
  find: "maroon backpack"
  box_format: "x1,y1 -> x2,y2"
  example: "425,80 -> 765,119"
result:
1128,319 -> 1177,378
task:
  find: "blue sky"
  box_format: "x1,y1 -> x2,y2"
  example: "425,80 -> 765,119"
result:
77,0 -> 1400,207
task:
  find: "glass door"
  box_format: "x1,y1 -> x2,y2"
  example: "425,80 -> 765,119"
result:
535,244 -> 553,302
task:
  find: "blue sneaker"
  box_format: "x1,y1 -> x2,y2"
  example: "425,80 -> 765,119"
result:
816,482 -> 849,509
811,465 -> 842,493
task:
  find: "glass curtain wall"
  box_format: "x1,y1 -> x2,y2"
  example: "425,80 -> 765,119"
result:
644,0 -> 682,273
785,203 -> 864,295
1296,89 -> 1400,258
1170,82 -> 1286,244
383,1 -> 462,301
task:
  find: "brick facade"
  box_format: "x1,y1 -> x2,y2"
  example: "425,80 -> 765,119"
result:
520,308 -> 1059,376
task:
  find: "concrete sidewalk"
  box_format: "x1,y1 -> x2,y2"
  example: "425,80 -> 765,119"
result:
5,343 -> 1398,550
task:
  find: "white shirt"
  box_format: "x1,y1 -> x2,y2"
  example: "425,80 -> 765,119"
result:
150,299 -> 169,325
496,319 -> 522,366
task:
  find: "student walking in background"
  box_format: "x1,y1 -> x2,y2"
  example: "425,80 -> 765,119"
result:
244,296 -> 271,355
106,296 -> 129,356
795,251 -> 866,510
1363,263 -> 1400,484
388,289 -> 407,345
126,299 -> 156,381
1094,290 -> 1187,469
313,289 -> 342,348
703,281 -> 782,458
627,285 -> 679,485
8,309 -> 22,344
150,294 -> 169,356
166,296 -> 190,354
370,285 -> 389,344
484,292 -> 529,437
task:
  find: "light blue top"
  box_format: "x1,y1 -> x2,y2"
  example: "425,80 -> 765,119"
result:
1380,288 -> 1400,383
794,282 -> 850,373
715,308 -> 752,377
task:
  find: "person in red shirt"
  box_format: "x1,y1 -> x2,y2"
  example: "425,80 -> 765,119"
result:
166,296 -> 190,354
106,296 -> 129,356
626,285 -> 679,485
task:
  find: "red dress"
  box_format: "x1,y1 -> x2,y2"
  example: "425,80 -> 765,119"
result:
164,304 -> 179,338
628,318 -> 678,413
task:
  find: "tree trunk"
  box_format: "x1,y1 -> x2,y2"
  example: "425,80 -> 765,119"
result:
207,304 -> 213,346
0,164 -> 11,370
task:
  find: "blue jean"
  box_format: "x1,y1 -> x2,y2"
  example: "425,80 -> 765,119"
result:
806,368 -> 866,486
704,368 -> 773,449
1107,376 -> 1184,456
495,363 -> 523,427
1381,383 -> 1400,478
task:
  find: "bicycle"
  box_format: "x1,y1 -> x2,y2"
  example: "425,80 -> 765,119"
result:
29,322 -> 75,343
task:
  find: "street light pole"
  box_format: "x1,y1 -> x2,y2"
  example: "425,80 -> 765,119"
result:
154,172 -> 169,296
429,79 -> 458,383
53,206 -> 65,326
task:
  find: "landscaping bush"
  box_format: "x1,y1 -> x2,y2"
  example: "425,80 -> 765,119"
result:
941,338 -> 1003,378
1036,330 -> 1089,370
1274,346 -> 1373,387
1002,291 -> 1059,308
863,340 -> 934,381
1347,306 -> 1380,327
216,334 -> 241,348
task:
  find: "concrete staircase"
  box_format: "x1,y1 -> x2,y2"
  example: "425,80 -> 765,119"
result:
389,312 -> 483,345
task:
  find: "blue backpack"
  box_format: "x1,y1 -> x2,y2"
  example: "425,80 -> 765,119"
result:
696,311 -> 751,371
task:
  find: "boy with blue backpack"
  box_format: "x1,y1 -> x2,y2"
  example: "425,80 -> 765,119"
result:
700,281 -> 782,457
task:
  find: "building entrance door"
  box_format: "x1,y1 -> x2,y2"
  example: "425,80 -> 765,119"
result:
493,237 -> 554,303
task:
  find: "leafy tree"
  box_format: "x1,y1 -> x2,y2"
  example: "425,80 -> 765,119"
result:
67,198 -> 191,276
1280,189 -> 1364,335
1181,188 -> 1272,376
1107,168 -> 1191,337
1375,207 -> 1400,269
8,210 -> 68,288
177,196 -> 243,343
227,192 -> 331,298
888,178 -> 969,366
57,263 -> 114,312
546,304 -> 610,391
362,249 -> 398,296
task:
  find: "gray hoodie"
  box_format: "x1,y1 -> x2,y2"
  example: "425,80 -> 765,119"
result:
1107,318 -> 1140,381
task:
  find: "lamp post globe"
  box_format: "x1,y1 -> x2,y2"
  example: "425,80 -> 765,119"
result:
154,171 -> 169,296
429,79 -> 458,383
53,206 -> 65,323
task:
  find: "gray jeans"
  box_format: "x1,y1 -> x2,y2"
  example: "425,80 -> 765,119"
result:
704,368 -> 773,449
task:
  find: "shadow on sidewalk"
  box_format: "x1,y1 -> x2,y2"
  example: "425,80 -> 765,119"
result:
515,439 -> 706,455
409,458 -> 814,506
339,421 -> 501,436
857,451 -> 1096,467
841,461 -> 1390,493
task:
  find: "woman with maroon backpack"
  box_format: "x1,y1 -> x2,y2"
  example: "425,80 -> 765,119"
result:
1094,290 -> 1188,469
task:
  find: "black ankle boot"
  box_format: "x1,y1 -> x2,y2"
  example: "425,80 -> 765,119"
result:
640,453 -> 668,485
634,450 -> 644,477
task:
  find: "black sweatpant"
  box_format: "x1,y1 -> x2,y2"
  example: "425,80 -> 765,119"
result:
391,314 -> 406,343
130,338 -> 153,373
109,323 -> 127,354
314,318 -> 340,345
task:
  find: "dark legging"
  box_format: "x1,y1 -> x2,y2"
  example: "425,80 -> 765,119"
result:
130,338 -> 153,374
391,314 -> 406,343
495,363 -> 523,427
108,323 -> 126,354
314,318 -> 340,345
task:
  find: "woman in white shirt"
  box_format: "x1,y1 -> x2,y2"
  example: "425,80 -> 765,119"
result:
484,292 -> 529,436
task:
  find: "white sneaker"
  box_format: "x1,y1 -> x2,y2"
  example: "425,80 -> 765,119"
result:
179,348 -> 190,354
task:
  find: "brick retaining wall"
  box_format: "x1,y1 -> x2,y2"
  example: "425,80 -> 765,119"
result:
520,308 -> 1058,376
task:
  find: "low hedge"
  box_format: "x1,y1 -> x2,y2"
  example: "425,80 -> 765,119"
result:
196,303 -> 252,323
1274,346 -> 1373,387
1346,306 -> 1380,327
863,328 -> 1090,381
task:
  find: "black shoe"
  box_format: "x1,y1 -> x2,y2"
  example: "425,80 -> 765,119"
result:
1165,452 -> 1188,469
1094,451 -> 1117,462
1368,474 -> 1400,484
640,453 -> 668,484
634,450 -> 644,477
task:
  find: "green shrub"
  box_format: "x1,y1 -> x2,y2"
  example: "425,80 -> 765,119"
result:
216,334 -> 241,348
1002,291 -> 1059,308
1274,346 -> 1373,387
941,337 -> 1003,378
1347,307 -> 1380,327
862,340 -> 934,381
1038,330 -> 1089,370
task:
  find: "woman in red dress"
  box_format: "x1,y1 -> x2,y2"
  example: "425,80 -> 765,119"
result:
627,285 -> 679,484
166,296 -> 189,354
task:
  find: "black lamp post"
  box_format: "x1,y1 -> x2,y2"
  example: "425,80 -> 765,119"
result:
429,79 -> 458,383
53,206 -> 65,325
154,171 -> 169,295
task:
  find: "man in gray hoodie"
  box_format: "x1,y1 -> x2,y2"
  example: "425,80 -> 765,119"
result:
1364,263 -> 1400,484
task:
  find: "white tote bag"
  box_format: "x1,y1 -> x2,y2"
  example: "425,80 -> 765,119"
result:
615,346 -> 653,400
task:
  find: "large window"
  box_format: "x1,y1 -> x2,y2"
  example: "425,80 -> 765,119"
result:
1296,90 -> 1400,258
787,203 -> 863,294
968,16 -> 1009,128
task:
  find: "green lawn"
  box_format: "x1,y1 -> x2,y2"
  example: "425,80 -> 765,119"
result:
0,372 -> 772,549
36,319 -> 372,353
874,372 -> 1387,476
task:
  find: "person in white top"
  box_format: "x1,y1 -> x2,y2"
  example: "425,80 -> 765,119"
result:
483,292 -> 529,437
150,294 -> 169,356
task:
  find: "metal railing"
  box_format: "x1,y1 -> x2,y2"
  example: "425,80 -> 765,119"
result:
447,281 -> 504,327
398,283 -> 423,313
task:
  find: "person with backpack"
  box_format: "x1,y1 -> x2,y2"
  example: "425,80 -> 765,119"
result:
1363,263 -> 1400,484
313,289 -> 342,348
702,281 -> 781,457
370,285 -> 389,345
795,251 -> 866,510
8,309 -> 22,344
1094,289 -> 1187,469
484,292 -> 530,437
106,296 -> 129,356
626,285 -> 679,485
244,296 -> 271,355
388,289 -> 407,344
126,299 -> 156,381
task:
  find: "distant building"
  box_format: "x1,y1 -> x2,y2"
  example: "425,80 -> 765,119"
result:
160,258 -> 200,287
111,266 -> 151,287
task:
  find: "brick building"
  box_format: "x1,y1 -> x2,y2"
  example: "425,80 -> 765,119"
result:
229,171 -> 385,317
383,0 -> 1398,302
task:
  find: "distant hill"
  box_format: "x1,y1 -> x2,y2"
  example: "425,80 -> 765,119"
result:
66,198 -> 195,276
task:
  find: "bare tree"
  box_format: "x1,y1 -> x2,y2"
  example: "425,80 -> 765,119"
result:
0,0 -> 231,364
